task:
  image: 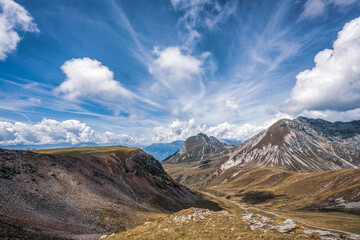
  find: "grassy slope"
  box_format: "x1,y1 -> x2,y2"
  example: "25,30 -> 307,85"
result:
195,166 -> 360,234
104,208 -> 309,240
203,167 -> 360,210
102,189 -> 360,239
32,145 -> 139,156
162,155 -> 228,188
32,146 -> 360,236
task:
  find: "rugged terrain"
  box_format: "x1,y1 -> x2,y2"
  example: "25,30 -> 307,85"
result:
222,117 -> 360,172
0,146 -> 199,239
164,117 -> 360,189
101,206 -> 360,240
162,133 -> 234,187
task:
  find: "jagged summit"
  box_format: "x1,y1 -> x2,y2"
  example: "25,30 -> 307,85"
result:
164,133 -> 227,164
222,117 -> 360,172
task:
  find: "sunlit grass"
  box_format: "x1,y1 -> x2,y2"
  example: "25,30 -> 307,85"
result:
31,145 -> 139,156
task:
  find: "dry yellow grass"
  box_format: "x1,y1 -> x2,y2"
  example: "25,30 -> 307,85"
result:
103,208 -> 309,240
203,167 -> 360,210
32,145 -> 139,156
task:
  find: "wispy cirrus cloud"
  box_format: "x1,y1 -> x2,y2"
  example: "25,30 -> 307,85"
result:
299,0 -> 358,20
109,0 -> 153,65
170,0 -> 236,49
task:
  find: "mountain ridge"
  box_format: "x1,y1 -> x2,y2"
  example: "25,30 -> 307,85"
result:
0,146 -> 198,239
221,117 -> 360,172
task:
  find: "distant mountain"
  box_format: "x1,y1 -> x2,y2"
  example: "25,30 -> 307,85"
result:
143,140 -> 183,161
162,133 -> 235,187
163,133 -> 229,164
0,146 -> 198,239
221,139 -> 243,146
222,117 -> 360,172
1,142 -> 100,150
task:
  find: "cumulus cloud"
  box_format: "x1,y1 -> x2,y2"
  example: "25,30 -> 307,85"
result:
0,118 -> 144,146
300,0 -> 357,20
152,112 -> 292,143
55,58 -> 132,101
285,17 -> 360,113
97,131 -> 145,146
147,46 -> 209,118
149,47 -> 204,87
0,0 -> 39,60
170,0 -> 236,48
0,119 -> 95,146
299,108 -> 360,123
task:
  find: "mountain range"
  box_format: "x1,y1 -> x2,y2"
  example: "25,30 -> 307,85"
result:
143,140 -> 184,162
162,133 -> 236,187
163,117 -> 360,189
1,116 -> 360,239
222,117 -> 360,172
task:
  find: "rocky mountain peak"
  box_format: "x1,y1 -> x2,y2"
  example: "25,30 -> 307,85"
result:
222,117 -> 360,172
165,133 -> 228,164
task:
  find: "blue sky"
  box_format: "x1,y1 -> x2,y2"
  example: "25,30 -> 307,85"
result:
0,0 -> 360,147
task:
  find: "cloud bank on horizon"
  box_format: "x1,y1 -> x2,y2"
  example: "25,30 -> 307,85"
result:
0,0 -> 360,147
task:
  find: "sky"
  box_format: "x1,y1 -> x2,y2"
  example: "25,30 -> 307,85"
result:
0,0 -> 360,147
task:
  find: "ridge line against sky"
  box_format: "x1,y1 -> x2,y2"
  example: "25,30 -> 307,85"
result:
0,0 -> 360,147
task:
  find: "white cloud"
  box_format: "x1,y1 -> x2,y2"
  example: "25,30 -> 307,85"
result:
285,17 -> 360,113
225,97 -> 239,111
152,112 -> 292,143
0,118 -> 145,146
149,46 -> 203,87
300,0 -> 357,20
0,119 -> 95,145
147,46 -> 209,119
299,108 -> 360,123
0,0 -> 39,60
98,131 -> 145,146
300,0 -> 326,19
170,0 -> 236,48
152,119 -> 205,143
55,58 -> 132,101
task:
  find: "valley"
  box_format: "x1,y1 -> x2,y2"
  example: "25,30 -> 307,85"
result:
1,117 -> 360,239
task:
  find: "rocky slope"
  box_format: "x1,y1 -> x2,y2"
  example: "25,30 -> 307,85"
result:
164,133 -> 230,164
162,133 -> 235,187
0,146 -> 198,239
143,140 -> 183,161
222,117 -> 360,172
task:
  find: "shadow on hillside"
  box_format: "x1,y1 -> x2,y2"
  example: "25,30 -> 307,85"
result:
185,199 -> 224,211
240,191 -> 283,204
